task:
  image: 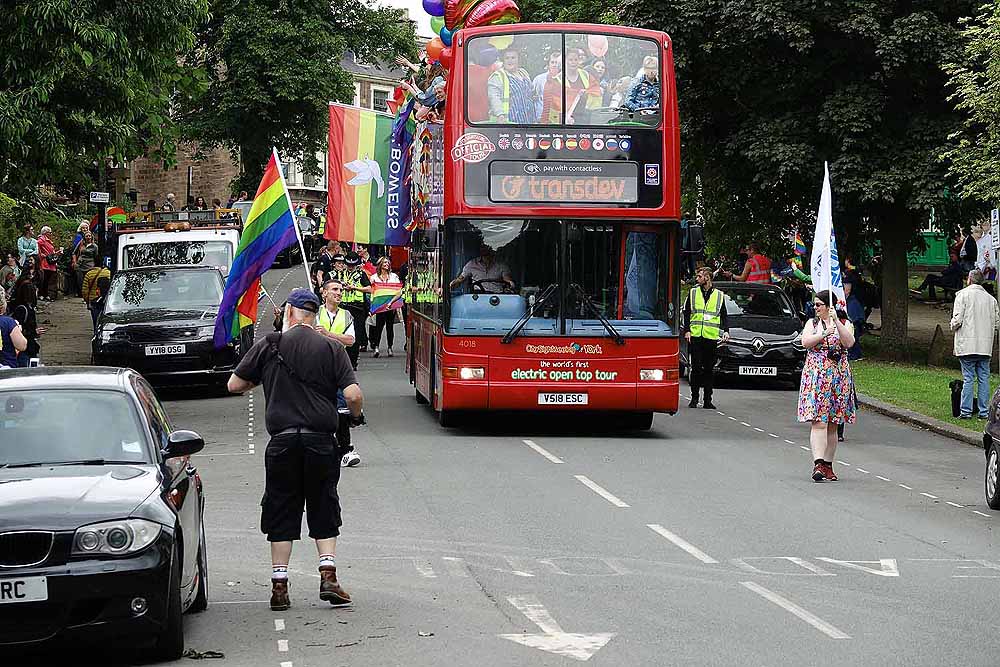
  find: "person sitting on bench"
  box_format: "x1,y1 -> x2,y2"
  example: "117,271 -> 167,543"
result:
911,251 -> 965,301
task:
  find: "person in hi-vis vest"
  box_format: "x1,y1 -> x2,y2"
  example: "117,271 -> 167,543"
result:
683,266 -> 730,409
316,278 -> 362,468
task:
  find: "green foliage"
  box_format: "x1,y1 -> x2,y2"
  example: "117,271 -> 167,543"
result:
0,194 -> 77,255
0,0 -> 210,193
944,2 -> 1000,203
180,0 -> 417,192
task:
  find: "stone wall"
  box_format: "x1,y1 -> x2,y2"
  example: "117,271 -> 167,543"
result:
130,144 -> 240,210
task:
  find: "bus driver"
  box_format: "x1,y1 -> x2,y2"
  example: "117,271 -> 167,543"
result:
449,243 -> 515,293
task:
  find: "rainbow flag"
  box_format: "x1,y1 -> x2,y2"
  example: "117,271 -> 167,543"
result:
794,232 -> 807,256
369,281 -> 404,314
327,103 -> 392,245
213,149 -> 297,347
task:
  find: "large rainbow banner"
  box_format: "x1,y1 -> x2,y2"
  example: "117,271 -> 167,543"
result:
327,103 -> 396,245
213,149 -> 297,348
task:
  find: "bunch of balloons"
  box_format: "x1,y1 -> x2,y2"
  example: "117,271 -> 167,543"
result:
421,0 -> 521,69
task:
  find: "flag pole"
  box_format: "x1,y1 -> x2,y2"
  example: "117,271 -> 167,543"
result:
272,147 -> 313,288
825,162 -> 834,313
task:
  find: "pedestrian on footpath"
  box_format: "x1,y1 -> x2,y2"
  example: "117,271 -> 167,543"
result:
36,226 -> 60,301
228,288 -> 364,612
798,291 -> 856,482
1,253 -> 20,302
73,232 -> 99,295
0,292 -> 28,369
683,266 -> 730,409
950,269 -> 1000,419
10,273 -> 41,366
16,224 -> 38,270
82,263 -> 112,333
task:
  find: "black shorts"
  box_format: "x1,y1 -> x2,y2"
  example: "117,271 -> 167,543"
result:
261,432 -> 342,542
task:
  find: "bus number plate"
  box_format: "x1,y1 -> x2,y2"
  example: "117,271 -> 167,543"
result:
538,393 -> 588,405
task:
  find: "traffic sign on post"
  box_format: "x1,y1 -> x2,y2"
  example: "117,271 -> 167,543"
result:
992,209 -> 999,251
89,191 -> 110,204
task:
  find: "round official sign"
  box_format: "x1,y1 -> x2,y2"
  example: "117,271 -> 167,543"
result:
451,132 -> 496,163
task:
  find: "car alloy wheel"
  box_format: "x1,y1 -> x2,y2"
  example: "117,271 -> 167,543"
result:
987,445 -> 1000,510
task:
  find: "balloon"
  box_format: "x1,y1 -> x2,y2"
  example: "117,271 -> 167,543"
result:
425,36 -> 446,63
439,46 -> 453,69
445,0 -> 479,30
487,34 -> 514,50
440,26 -> 454,47
430,15 -> 445,33
588,34 -> 609,57
464,0 -> 521,30
422,0 -> 445,16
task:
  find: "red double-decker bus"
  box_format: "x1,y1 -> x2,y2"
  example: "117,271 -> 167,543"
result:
406,23 -> 681,428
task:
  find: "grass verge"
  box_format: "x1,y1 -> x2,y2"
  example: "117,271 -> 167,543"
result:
851,359 -> 995,432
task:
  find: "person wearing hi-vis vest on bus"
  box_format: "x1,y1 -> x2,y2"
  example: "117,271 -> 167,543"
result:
683,266 -> 730,409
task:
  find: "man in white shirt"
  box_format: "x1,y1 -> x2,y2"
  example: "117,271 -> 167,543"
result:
449,243 -> 515,292
950,269 -> 1000,419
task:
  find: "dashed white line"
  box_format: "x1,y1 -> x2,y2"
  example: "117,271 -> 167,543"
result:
947,502 -> 965,508
973,510 -> 991,517
277,639 -> 289,652
717,411 -> 725,416
647,524 -> 718,564
921,493 -> 938,499
274,619 -> 285,632
740,581 -> 850,639
753,427 -> 765,433
728,416 -> 738,421
799,445 -> 810,451
574,475 -> 630,508
768,433 -> 779,438
522,439 -> 564,464
785,439 -> 796,445
741,422 -> 752,427
899,484 -> 913,490
856,468 -> 870,474
876,476 -> 891,482
281,662 -> 293,667
837,460 -> 850,466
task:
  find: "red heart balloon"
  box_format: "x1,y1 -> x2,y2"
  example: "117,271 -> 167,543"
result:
463,0 -> 521,30
445,0 -> 479,30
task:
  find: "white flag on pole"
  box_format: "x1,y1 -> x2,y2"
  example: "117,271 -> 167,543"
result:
810,162 -> 845,306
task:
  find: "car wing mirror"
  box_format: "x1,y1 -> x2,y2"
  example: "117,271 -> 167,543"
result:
162,430 -> 205,459
683,224 -> 706,257
798,311 -> 808,323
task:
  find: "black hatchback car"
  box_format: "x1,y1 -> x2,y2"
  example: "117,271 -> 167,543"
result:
0,367 -> 207,659
93,265 -> 251,386
680,281 -> 806,382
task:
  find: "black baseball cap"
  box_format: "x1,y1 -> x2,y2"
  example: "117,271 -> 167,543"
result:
286,287 -> 320,313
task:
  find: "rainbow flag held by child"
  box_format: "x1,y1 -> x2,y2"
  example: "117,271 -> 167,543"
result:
369,282 -> 404,314
794,232 -> 807,256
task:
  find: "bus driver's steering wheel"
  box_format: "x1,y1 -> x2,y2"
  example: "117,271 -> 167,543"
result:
471,279 -> 515,295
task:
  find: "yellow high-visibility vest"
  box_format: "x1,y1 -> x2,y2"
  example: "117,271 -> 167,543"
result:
690,288 -> 723,340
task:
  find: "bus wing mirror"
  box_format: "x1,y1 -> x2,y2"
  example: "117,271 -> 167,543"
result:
683,224 -> 706,256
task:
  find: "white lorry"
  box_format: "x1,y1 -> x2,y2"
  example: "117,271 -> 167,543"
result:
113,210 -> 241,276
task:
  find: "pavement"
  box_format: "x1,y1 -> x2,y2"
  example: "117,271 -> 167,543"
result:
14,265 -> 1000,666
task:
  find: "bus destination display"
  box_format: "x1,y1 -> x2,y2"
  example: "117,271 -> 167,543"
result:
489,161 -> 639,205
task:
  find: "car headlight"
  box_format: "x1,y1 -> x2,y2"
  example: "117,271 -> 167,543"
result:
197,325 -> 216,339
97,328 -> 116,344
792,333 -> 805,351
72,519 -> 162,557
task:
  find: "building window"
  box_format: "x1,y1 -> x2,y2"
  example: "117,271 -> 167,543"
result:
371,85 -> 393,113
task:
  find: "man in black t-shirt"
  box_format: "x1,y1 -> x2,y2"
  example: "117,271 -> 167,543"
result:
228,288 -> 364,611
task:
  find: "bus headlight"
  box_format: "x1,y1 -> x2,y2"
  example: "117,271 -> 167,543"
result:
640,369 -> 665,381
459,367 -> 485,380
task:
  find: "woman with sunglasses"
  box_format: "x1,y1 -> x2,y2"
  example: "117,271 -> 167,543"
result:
797,290 -> 856,481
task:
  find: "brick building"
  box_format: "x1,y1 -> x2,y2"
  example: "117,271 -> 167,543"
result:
128,52 -> 404,212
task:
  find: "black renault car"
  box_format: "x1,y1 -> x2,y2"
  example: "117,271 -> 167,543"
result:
680,281 -> 806,382
93,265 -> 250,387
0,367 -> 207,659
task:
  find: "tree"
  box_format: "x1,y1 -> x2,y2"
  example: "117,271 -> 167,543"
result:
523,0 -> 980,356
0,0 -> 209,193
944,2 -> 1000,204
180,0 -> 416,193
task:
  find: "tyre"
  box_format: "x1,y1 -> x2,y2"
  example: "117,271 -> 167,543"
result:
628,411 -> 655,431
986,443 -> 1000,510
188,528 -> 209,613
438,409 -> 457,427
415,387 -> 429,405
152,544 -> 185,660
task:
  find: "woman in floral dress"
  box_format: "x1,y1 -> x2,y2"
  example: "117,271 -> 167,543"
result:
798,290 -> 856,481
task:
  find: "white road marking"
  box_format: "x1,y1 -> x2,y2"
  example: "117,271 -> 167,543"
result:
741,421 -> 752,427
769,433 -> 779,438
856,468 -> 870,474
499,595 -> 616,661
647,524 -> 718,564
214,599 -> 269,604
947,502 -> 965,508
277,639 -> 289,652
974,510 -> 991,517
574,476 -> 630,508
274,619 -> 285,631
876,476 -> 891,481
837,460 -> 849,466
816,558 -> 899,577
800,446 -> 810,451
732,557 -> 835,576
785,439 -> 795,445
523,439 -> 564,464
753,427 -> 764,433
740,581 -> 850,639
728,416 -> 738,421
899,484 -> 913,490
717,411 -> 725,415
281,662 -> 293,667
921,493 -> 938,499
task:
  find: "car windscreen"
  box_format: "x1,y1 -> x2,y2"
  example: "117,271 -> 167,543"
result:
724,288 -> 794,318
104,270 -> 223,313
123,241 -> 233,273
0,390 -> 150,466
